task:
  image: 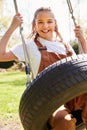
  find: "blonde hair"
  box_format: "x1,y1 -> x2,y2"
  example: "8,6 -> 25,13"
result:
29,7 -> 63,42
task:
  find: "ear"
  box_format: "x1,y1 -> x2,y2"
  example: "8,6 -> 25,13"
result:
55,20 -> 58,31
33,22 -> 37,32
55,20 -> 57,25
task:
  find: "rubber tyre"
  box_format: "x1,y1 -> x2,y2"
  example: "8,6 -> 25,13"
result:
19,54 -> 87,130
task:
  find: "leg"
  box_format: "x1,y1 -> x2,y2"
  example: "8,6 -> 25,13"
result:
49,105 -> 77,130
80,94 -> 87,128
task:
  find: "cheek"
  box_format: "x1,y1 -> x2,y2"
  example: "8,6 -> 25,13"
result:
50,23 -> 56,30
35,24 -> 41,31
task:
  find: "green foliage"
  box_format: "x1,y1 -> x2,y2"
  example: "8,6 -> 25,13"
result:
0,17 -> 11,31
0,61 -> 15,68
72,42 -> 79,54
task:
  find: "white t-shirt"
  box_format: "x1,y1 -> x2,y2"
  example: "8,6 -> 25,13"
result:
11,37 -> 75,78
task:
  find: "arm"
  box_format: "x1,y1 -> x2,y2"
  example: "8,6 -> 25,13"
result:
74,26 -> 87,53
0,13 -> 23,61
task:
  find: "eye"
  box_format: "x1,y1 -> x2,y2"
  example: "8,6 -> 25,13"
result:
38,21 -> 43,24
48,20 -> 54,23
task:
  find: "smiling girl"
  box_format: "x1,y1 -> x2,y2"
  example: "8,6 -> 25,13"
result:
0,7 -> 86,130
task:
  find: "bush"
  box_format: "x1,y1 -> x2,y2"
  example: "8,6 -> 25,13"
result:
72,42 -> 79,54
0,61 -> 15,69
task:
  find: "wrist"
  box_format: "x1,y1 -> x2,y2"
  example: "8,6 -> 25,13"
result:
7,26 -> 16,35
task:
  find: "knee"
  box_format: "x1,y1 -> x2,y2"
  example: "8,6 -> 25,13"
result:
49,107 -> 77,130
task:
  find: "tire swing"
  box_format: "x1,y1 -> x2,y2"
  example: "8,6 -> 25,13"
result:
19,54 -> 87,130
13,0 -> 87,130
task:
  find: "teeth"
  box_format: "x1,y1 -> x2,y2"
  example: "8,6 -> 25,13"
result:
42,30 -> 49,33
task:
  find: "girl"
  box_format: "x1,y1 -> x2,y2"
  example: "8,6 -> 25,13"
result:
0,7 -> 76,78
0,7 -> 86,130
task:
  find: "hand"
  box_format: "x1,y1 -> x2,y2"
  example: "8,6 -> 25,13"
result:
74,25 -> 87,53
10,13 -> 23,30
74,25 -> 83,39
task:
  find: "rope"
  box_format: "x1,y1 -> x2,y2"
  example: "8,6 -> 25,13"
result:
66,0 -> 77,27
66,0 -> 83,53
13,0 -> 34,84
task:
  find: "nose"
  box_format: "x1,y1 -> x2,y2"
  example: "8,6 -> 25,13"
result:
42,23 -> 48,28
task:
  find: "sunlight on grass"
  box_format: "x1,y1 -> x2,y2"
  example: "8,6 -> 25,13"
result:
0,70 -> 26,115
0,70 -> 27,130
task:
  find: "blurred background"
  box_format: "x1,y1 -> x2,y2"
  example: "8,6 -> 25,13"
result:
0,0 -> 87,67
0,0 -> 87,42
0,1 -> 87,130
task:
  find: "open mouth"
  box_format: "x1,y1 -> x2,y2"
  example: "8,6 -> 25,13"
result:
41,30 -> 50,33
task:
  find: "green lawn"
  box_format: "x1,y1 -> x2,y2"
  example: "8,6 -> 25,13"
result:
0,70 -> 26,130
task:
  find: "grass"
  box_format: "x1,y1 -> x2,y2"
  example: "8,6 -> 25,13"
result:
0,69 -> 86,130
0,69 -> 27,130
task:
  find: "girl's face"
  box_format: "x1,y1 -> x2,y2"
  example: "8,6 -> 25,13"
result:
35,11 -> 56,41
